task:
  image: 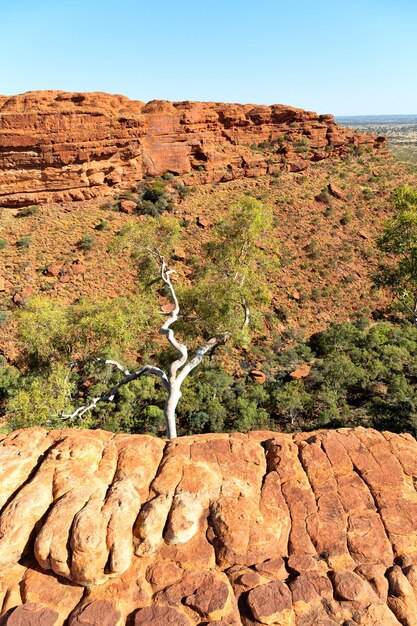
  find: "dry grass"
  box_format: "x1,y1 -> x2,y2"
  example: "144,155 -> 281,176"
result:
1,150 -> 416,359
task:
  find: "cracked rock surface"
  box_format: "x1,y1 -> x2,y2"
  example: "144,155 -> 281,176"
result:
0,427 -> 417,625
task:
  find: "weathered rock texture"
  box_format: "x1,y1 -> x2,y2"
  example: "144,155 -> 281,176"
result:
0,427 -> 417,624
0,91 -> 385,206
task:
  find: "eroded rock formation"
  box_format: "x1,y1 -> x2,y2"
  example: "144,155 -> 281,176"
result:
0,427 -> 417,624
0,91 -> 385,206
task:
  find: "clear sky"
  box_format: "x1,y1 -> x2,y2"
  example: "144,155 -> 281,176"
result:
1,0 -> 416,115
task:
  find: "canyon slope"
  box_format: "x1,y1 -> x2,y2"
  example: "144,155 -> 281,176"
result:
0,91 -> 385,206
1,427 -> 417,625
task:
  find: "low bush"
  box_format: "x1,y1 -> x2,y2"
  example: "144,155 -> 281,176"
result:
78,234 -> 96,250
315,189 -> 332,205
16,236 -> 32,249
17,205 -> 40,218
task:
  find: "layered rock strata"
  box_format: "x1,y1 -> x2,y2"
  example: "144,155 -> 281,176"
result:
0,91 -> 385,206
0,427 -> 416,624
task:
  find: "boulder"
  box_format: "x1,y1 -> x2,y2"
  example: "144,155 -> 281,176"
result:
119,200 -> 137,214
289,364 -> 311,380
328,182 -> 346,200
249,369 -> 267,384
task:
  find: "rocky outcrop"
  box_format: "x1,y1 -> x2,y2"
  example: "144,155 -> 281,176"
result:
0,427 -> 417,624
0,91 -> 385,206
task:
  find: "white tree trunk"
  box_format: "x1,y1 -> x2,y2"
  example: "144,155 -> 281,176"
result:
165,384 -> 180,439
61,250 -> 228,440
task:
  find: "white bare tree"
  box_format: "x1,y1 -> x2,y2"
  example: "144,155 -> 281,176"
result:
62,250 -> 228,439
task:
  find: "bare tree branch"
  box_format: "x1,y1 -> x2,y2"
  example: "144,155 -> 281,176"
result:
61,364 -> 170,422
177,333 -> 230,385
241,297 -> 250,327
98,359 -> 131,376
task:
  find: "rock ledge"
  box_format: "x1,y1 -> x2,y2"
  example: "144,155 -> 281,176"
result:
0,91 -> 385,206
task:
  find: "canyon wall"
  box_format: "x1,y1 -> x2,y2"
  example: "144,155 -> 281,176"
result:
0,91 -> 385,206
0,426 -> 417,625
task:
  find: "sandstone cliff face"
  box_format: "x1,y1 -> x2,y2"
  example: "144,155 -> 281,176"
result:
0,91 -> 385,206
0,427 -> 417,625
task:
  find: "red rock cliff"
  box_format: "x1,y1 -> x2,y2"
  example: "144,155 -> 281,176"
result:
0,91 -> 385,206
0,426 -> 416,625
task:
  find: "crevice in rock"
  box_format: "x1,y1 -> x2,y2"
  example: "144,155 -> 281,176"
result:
293,439 -> 317,505
138,440 -> 169,509
236,589 -> 254,624
384,566 -> 411,626
291,438 -> 321,561
100,436 -> 119,505
0,437 -> 63,517
0,607 -> 16,626
0,183 -> 92,198
344,452 -> 393,551
63,585 -> 90,626
205,504 -> 222,569
132,440 -> 169,543
160,459 -> 186,545
259,438 -> 275,492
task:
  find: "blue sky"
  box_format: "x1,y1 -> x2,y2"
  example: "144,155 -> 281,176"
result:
1,0 -> 416,115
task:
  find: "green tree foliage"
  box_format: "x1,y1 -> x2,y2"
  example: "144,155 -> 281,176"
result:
8,366 -> 75,430
10,188 -> 417,439
7,294 -> 158,429
5,200 -> 278,433
376,185 -> 417,323
271,319 -> 417,434
112,215 -> 181,286
113,178 -> 174,216
16,294 -> 157,367
271,380 -> 312,425
113,197 -> 275,347
138,177 -> 174,216
6,308 -> 417,436
0,357 -> 19,416
179,196 -> 277,345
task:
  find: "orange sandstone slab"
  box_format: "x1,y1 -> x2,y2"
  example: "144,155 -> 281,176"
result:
0,426 -> 414,626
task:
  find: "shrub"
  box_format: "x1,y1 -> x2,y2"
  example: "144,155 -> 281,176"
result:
16,236 -> 32,249
78,235 -> 96,250
137,178 -> 173,215
315,189 -> 332,205
17,205 -> 40,218
340,214 -> 352,225
95,220 -> 108,231
7,366 -> 75,429
294,138 -> 309,154
174,183 -> 193,200
0,239 -> 7,250
362,187 -> 376,200
0,357 -> 19,408
305,240 -> 321,259
250,141 -> 275,153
